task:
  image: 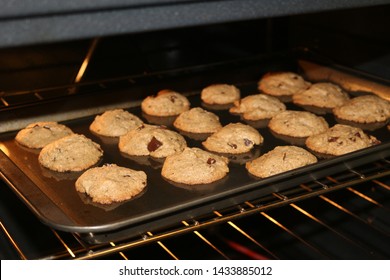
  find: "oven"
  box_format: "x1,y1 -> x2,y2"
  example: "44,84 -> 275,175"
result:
0,1 -> 389,260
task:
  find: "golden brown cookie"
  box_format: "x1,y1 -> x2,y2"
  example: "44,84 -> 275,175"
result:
15,121 -> 73,149
258,72 -> 311,98
161,147 -> 229,185
292,82 -> 350,111
75,164 -> 147,204
201,84 -> 241,105
89,109 -> 143,137
38,134 -> 103,172
246,145 -> 317,178
173,107 -> 222,134
202,123 -> 263,154
229,94 -> 286,121
305,124 -> 380,156
119,124 -> 187,158
141,89 -> 190,117
268,110 -> 329,138
333,95 -> 390,124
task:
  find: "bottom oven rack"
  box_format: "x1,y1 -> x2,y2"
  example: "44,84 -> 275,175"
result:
1,158 -> 389,260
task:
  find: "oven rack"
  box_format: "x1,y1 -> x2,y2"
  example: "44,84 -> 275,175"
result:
1,158 -> 389,260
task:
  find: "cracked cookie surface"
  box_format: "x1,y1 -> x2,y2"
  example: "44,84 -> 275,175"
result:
75,164 -> 147,204
202,123 -> 263,154
268,110 -> 329,138
305,124 -> 380,156
38,134 -> 103,172
246,145 -> 317,178
119,124 -> 187,158
15,121 -> 73,149
173,107 -> 222,134
258,72 -> 311,97
333,95 -> 390,124
201,84 -> 241,105
141,89 -> 190,117
161,147 -> 229,185
89,109 -> 143,137
229,94 -> 286,121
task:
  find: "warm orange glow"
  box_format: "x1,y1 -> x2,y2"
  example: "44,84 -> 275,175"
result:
0,143 -> 10,156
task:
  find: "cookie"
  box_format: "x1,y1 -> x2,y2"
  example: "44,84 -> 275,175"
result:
202,123 -> 263,154
89,109 -> 143,137
258,72 -> 311,98
229,94 -> 286,121
246,146 -> 317,178
119,124 -> 187,158
75,164 -> 147,204
39,134 -> 103,172
141,89 -> 190,117
292,82 -> 350,111
305,124 -> 380,156
268,110 -> 329,138
15,121 -> 73,149
173,107 -> 222,134
200,84 -> 241,105
333,95 -> 390,124
161,147 -> 229,185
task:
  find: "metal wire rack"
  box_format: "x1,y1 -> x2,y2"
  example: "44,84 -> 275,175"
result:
1,158 -> 388,260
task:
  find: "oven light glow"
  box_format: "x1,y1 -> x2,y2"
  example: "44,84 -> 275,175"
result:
0,143 -> 10,156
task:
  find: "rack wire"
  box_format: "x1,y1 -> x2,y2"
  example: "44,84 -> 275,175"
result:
1,158 -> 388,260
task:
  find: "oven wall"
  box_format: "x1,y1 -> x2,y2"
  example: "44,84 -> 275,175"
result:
1,4 -> 389,93
288,4 -> 390,79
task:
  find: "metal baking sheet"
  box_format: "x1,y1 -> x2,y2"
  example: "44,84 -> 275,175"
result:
0,54 -> 389,244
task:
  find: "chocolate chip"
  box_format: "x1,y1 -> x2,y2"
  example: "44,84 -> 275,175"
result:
354,132 -> 361,138
283,153 -> 286,160
147,136 -> 162,152
244,138 -> 253,146
228,143 -> 237,149
43,125 -> 51,130
170,95 -> 177,103
328,136 -> 339,142
207,158 -> 216,164
137,124 -> 145,130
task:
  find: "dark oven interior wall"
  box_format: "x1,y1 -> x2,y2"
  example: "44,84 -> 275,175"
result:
0,20 -> 270,92
287,4 -> 390,79
0,4 -> 389,90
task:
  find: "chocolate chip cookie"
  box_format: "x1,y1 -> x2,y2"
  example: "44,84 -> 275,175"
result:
119,124 -> 187,158
201,84 -> 241,105
258,72 -> 311,99
305,124 -> 380,156
161,147 -> 229,185
75,164 -> 147,204
89,109 -> 143,137
202,123 -> 263,154
333,94 -> 390,124
292,82 -> 350,112
229,94 -> 286,121
15,121 -> 73,149
246,145 -> 317,178
38,134 -> 103,172
173,107 -> 222,134
268,110 -> 329,138
141,89 -> 190,117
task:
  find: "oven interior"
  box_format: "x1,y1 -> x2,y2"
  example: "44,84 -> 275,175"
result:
0,4 -> 389,259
